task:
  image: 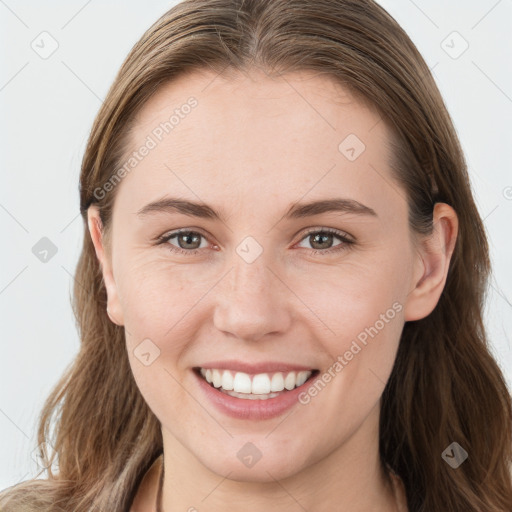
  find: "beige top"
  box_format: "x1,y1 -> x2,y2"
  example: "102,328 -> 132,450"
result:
130,455 -> 409,511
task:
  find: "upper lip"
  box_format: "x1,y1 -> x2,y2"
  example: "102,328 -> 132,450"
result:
195,360 -> 317,374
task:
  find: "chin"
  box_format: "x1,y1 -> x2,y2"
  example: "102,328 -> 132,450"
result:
193,439 -> 312,483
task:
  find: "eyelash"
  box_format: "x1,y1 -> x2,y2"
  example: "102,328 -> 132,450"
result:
155,227 -> 354,257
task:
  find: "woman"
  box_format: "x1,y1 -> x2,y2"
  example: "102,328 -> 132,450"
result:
1,0 -> 511,510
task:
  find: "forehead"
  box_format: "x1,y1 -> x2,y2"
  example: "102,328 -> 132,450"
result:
114,68 -> 399,219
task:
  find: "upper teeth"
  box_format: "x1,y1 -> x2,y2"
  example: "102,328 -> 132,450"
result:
200,368 -> 312,394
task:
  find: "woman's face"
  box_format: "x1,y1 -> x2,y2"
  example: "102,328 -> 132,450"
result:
90,69 -> 437,481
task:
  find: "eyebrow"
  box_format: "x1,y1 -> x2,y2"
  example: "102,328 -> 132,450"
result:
136,196 -> 377,221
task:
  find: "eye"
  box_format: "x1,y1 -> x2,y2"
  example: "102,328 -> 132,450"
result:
156,227 -> 354,256
156,229 -> 212,255
295,227 -> 354,255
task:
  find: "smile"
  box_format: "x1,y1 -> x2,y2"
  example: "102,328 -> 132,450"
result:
192,360 -> 321,419
198,368 -> 315,399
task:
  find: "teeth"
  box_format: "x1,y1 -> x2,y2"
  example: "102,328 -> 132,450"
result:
284,371 -> 296,390
220,389 -> 281,400
252,373 -> 271,394
233,372 -> 252,393
211,369 -> 222,388
270,372 -> 285,392
221,370 -> 234,390
296,370 -> 310,387
199,368 -> 313,395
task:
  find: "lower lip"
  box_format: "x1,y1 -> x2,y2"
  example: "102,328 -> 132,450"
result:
193,370 -> 318,421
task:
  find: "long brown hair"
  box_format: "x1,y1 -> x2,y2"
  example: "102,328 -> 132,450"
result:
1,1 -> 511,510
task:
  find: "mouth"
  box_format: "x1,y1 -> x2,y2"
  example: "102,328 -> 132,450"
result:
194,367 -> 320,401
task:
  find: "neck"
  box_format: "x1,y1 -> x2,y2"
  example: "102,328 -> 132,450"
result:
159,403 -> 398,511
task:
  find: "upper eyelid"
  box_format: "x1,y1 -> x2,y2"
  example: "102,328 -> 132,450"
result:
299,226 -> 352,240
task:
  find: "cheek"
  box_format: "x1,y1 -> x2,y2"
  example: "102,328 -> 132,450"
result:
116,254 -> 210,342
115,258 -> 205,412
291,256 -> 406,347
119,261 -> 199,422
293,257 -> 406,418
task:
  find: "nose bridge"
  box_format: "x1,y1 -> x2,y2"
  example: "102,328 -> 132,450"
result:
213,239 -> 291,341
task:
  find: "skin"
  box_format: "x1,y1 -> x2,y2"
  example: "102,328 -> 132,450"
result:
88,68 -> 458,511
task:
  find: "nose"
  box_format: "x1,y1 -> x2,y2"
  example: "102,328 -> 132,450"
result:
213,249 -> 293,342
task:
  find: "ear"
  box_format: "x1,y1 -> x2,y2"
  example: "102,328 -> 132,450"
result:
87,206 -> 124,326
404,202 -> 458,322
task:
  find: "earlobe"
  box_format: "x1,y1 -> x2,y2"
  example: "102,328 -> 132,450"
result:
404,203 -> 458,322
87,206 -> 125,326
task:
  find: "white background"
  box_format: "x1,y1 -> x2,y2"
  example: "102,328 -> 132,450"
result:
1,0 -> 511,489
